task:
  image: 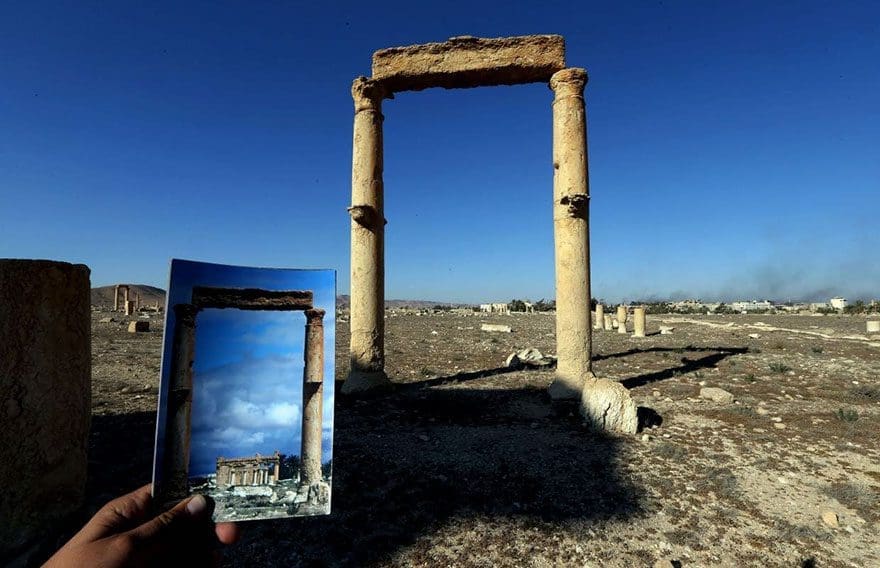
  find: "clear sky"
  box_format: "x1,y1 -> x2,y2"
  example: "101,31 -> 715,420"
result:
1,2 -> 877,303
153,259 -> 334,479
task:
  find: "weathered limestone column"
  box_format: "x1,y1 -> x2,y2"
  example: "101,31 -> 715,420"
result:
159,303 -> 197,505
633,307 -> 647,337
344,77 -> 390,394
123,286 -> 130,305
549,68 -> 592,399
301,308 -> 325,485
274,460 -> 281,482
603,314 -> 613,331
617,305 -> 628,334
125,300 -> 135,316
594,303 -> 604,330
114,285 -> 120,311
0,260 -> 91,563
135,292 -> 141,312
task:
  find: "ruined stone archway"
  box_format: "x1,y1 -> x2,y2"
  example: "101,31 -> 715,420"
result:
343,35 -> 592,400
157,286 -> 325,504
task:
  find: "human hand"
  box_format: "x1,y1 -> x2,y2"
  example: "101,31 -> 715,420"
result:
44,484 -> 240,567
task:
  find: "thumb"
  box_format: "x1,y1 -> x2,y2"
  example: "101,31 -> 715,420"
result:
129,494 -> 210,542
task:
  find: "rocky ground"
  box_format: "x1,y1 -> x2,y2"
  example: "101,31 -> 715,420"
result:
83,309 -> 879,567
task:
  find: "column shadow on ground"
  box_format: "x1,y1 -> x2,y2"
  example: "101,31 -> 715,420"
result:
82,383 -> 644,567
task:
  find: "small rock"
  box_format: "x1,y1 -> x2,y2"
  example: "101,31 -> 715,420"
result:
641,434 -> 651,442
418,434 -> 429,442
580,378 -> 638,434
99,317 -> 115,323
771,416 -> 782,422
748,333 -> 761,339
756,407 -> 770,416
699,387 -> 735,404
774,423 -> 786,429
653,561 -> 675,568
128,321 -> 149,333
659,326 -> 674,335
822,510 -> 839,528
652,390 -> 661,398
430,330 -> 438,335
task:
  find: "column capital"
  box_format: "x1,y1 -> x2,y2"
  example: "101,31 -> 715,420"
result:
305,308 -> 326,325
352,77 -> 388,112
549,67 -> 588,97
173,303 -> 198,326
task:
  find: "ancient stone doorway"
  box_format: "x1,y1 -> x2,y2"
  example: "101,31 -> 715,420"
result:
157,286 -> 325,504
343,35 -> 592,400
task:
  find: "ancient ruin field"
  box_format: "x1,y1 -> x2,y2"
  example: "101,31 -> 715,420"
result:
87,310 -> 880,567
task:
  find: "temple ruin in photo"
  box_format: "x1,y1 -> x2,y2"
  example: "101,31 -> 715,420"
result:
344,35 -> 594,400
215,451 -> 282,489
158,286 -> 327,507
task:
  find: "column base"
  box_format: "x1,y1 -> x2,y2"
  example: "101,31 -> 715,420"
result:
342,369 -> 390,394
548,371 -> 595,400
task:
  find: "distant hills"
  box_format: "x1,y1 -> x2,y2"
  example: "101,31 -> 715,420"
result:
90,287 -> 470,309
91,285 -> 167,308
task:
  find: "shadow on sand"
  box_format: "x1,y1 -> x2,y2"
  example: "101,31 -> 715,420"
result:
80,345 -> 745,566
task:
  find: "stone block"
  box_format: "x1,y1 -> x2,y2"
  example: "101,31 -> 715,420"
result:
580,378 -> 638,434
372,35 -> 566,92
481,323 -> 512,333
0,259 -> 90,563
128,320 -> 149,332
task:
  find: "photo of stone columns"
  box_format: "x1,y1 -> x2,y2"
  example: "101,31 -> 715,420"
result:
152,259 -> 335,521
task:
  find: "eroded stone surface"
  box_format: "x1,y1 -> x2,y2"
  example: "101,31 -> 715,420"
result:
372,35 -> 566,92
0,259 -> 91,562
580,378 -> 638,434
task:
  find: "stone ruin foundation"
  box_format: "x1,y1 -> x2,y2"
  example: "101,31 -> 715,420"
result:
0,259 -> 91,564
156,286 -> 327,507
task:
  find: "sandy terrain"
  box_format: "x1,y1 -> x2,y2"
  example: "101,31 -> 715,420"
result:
83,310 -> 879,567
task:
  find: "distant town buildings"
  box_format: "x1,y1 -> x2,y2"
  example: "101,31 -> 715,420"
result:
830,297 -> 848,310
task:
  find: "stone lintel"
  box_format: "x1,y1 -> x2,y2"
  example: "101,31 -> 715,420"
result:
372,35 -> 566,92
191,286 -> 313,311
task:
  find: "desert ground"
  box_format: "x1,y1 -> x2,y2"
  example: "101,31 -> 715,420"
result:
84,309 -> 879,567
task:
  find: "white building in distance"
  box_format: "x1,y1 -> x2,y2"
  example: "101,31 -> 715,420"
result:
830,297 -> 848,310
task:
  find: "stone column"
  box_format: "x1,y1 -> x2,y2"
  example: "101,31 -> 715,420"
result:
159,303 -> 197,505
123,286 -> 129,305
549,68 -> 593,399
594,303 -> 604,330
0,260 -> 90,563
135,293 -> 140,312
274,459 -> 281,482
617,305 -> 628,334
604,314 -> 613,331
301,308 -> 325,485
345,77 -> 390,394
633,307 -> 647,337
114,285 -> 120,311
125,300 -> 135,316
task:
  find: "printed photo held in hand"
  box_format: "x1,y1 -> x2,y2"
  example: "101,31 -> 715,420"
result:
44,484 -> 239,568
152,259 -> 335,522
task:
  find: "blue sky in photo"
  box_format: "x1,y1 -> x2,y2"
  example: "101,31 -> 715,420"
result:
153,259 -> 335,479
1,2 -> 878,303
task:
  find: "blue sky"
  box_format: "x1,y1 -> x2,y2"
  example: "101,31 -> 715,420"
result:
153,259 -> 335,479
1,2 -> 877,303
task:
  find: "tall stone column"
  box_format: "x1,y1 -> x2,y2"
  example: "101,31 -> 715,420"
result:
0,260 -> 90,564
301,308 -> 325,485
617,305 -> 628,334
633,307 -> 647,337
594,303 -> 604,330
160,303 -> 197,504
344,77 -> 390,394
549,68 -> 593,399
123,286 -> 129,305
114,285 -> 120,311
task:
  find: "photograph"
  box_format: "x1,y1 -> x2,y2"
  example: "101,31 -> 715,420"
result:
152,259 -> 335,521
